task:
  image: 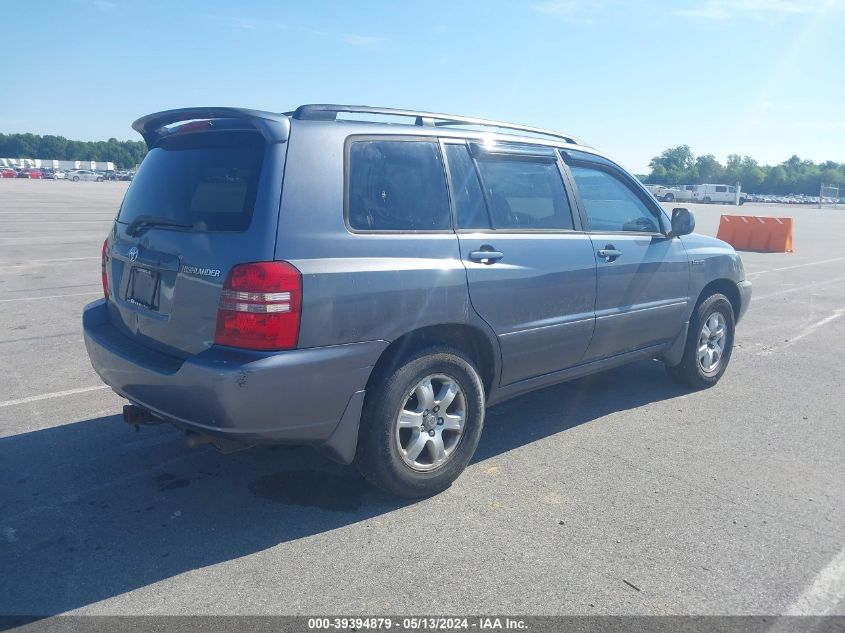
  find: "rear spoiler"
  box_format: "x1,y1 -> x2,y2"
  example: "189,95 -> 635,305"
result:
132,107 -> 290,147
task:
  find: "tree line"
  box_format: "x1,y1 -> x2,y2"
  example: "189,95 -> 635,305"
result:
3,131 -> 842,192
0,133 -> 147,169
642,145 -> 843,195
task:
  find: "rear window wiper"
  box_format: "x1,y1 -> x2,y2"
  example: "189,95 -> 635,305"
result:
125,215 -> 194,236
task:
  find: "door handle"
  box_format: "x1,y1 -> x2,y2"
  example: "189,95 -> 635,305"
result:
597,245 -> 622,262
468,249 -> 504,264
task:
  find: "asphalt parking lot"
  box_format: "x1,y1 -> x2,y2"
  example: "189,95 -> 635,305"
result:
0,179 -> 843,617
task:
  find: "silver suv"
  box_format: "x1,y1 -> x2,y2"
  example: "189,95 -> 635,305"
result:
83,105 -> 751,498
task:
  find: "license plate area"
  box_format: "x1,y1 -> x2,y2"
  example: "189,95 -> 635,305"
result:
127,267 -> 160,310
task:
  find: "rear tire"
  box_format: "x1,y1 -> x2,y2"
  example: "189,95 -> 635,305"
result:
703,196 -> 712,203
663,193 -> 674,202
355,346 -> 485,498
665,293 -> 735,389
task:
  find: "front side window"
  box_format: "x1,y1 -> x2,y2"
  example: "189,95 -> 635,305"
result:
474,158 -> 574,230
348,140 -> 451,231
569,165 -> 661,233
716,186 -> 728,193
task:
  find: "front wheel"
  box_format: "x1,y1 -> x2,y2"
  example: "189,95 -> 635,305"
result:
703,196 -> 712,203
355,347 -> 486,498
663,193 -> 674,202
72,176 -> 79,181
665,293 -> 735,389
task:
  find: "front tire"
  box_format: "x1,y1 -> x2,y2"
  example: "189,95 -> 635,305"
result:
72,176 -> 79,181
666,293 -> 735,389
355,347 -> 485,498
663,193 -> 674,202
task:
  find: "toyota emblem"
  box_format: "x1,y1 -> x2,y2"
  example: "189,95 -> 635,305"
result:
128,246 -> 139,261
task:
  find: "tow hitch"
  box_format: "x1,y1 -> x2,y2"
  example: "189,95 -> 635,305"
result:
123,404 -> 164,429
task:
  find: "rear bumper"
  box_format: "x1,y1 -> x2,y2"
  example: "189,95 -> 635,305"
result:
736,279 -> 752,323
83,299 -> 386,461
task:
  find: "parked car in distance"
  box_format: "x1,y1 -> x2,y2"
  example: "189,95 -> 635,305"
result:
67,169 -> 103,182
41,168 -> 66,180
83,104 -> 752,498
16,168 -> 42,179
0,167 -> 17,179
117,170 -> 135,181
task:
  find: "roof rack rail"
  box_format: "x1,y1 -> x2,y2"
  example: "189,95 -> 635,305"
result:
289,104 -> 582,145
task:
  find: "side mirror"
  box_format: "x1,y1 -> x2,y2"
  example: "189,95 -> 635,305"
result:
668,207 -> 695,237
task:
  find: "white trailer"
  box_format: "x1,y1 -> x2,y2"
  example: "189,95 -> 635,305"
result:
692,183 -> 745,205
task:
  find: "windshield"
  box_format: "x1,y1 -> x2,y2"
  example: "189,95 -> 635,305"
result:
118,131 -> 264,232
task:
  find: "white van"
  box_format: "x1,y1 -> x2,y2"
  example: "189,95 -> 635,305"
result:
692,184 -> 745,205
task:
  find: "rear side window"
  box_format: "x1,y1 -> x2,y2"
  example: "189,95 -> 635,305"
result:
570,165 -> 660,233
444,144 -> 490,230
475,158 -> 574,230
348,140 -> 451,231
118,131 -> 264,232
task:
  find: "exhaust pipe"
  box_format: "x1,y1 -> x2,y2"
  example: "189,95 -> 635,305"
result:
184,430 -> 253,454
123,404 -> 252,454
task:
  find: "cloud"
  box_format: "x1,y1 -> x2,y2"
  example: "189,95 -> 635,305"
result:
233,19 -> 258,30
532,0 -> 603,20
533,0 -> 582,14
299,26 -> 380,46
210,15 -> 288,32
676,0 -> 842,20
210,16 -> 377,46
341,34 -> 379,47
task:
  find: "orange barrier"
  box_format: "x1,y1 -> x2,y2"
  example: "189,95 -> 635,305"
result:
716,215 -> 794,253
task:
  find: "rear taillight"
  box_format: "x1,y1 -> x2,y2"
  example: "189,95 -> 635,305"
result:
101,239 -> 109,299
214,261 -> 302,350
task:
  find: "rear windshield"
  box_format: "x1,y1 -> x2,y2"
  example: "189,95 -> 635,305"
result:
118,131 -> 265,232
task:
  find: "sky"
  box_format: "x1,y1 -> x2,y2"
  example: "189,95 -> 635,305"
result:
1,0 -> 844,173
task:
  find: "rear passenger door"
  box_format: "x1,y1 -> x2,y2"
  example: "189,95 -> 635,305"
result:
443,140 -> 597,386
562,150 -> 689,362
